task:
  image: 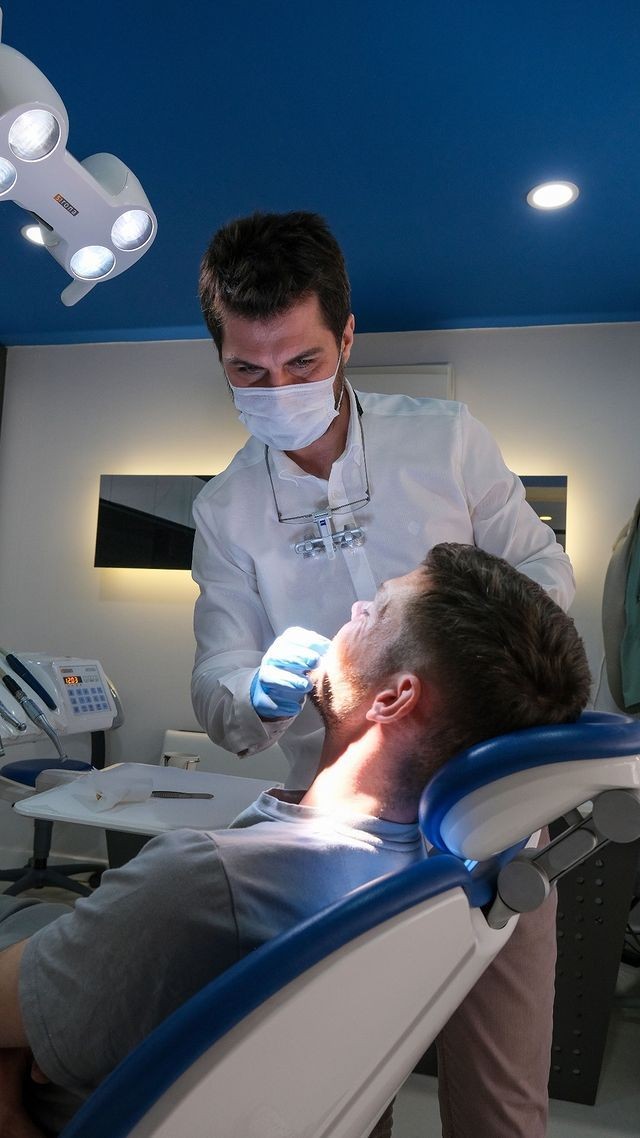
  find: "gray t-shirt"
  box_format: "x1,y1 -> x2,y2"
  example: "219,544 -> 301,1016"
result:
19,790 -> 423,1117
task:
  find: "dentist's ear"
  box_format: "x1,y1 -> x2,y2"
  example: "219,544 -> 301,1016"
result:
365,674 -> 421,724
341,313 -> 356,364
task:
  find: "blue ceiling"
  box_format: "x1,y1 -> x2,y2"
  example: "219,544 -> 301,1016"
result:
1,1 -> 639,346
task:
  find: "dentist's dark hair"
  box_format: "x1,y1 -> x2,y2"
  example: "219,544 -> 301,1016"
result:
199,211 -> 352,354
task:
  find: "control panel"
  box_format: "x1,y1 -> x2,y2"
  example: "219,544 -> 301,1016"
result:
0,653 -> 121,746
53,659 -> 118,731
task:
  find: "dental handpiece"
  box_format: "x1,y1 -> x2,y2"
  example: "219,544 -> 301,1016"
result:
1,675 -> 67,758
0,650 -> 57,710
0,698 -> 27,732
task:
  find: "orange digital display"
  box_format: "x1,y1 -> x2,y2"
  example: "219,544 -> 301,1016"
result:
64,675 -> 82,685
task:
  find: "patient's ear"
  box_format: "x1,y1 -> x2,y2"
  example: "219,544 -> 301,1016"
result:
366,673 -> 421,723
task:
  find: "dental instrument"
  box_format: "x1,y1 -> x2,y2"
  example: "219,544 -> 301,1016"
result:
1,672 -> 67,756
0,699 -> 26,731
0,646 -> 57,709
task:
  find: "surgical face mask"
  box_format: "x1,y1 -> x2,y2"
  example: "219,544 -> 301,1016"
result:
229,353 -> 344,451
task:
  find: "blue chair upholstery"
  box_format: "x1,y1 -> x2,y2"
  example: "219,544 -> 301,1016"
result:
1,758 -> 91,787
58,712 -> 640,1138
421,711 -> 640,859
61,854 -> 488,1138
0,757 -> 98,896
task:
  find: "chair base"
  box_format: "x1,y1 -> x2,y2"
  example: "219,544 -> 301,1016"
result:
0,818 -> 104,897
0,858 -> 104,896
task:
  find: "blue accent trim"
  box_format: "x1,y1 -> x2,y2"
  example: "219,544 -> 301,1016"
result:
420,712 -> 640,852
4,316 -> 640,348
0,759 -> 91,787
1,327 -> 209,347
395,313 -> 640,332
60,854 -> 479,1138
427,839 -> 529,897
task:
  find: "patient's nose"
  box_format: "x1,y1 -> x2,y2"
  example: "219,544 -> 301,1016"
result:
351,601 -> 369,619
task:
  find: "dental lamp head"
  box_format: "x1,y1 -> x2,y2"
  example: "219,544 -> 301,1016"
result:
0,10 -> 157,305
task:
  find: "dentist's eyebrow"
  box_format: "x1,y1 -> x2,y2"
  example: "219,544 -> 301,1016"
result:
223,354 -> 259,366
223,347 -> 324,367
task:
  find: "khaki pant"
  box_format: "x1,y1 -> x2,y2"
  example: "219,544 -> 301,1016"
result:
369,832 -> 557,1138
436,890 -> 557,1137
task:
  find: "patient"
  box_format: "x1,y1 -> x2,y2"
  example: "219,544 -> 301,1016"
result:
0,543 -> 591,1136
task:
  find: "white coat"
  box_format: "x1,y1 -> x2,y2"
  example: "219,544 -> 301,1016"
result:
192,384 -> 575,787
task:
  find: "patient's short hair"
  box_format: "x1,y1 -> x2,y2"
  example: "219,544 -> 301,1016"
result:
198,211 -> 351,354
394,543 -> 591,769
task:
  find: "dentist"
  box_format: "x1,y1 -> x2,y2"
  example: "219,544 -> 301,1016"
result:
191,210 -> 575,1138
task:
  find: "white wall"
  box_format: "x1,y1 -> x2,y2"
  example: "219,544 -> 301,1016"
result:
0,339 -> 244,769
0,323 -> 638,775
351,322 -> 640,687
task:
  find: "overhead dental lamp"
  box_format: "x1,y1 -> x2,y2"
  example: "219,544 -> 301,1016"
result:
0,8 -> 157,305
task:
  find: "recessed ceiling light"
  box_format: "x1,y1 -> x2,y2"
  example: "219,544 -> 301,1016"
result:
21,223 -> 46,245
526,181 -> 579,210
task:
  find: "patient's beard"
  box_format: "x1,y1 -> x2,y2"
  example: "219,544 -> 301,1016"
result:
309,673 -> 338,729
309,669 -> 371,732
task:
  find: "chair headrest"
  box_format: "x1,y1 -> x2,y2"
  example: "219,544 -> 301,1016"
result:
419,711 -> 640,861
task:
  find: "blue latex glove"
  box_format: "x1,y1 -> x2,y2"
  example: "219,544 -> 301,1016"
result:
250,626 -> 331,720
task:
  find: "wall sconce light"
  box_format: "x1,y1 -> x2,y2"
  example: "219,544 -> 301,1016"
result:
0,8 -> 157,306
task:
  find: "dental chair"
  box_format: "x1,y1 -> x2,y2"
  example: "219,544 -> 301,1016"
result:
59,711 -> 640,1138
